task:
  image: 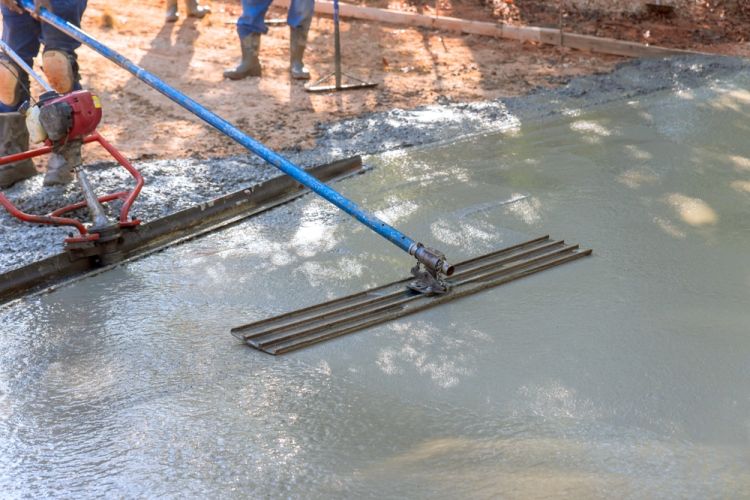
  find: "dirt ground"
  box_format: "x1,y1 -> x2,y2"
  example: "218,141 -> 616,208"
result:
27,0 -> 750,163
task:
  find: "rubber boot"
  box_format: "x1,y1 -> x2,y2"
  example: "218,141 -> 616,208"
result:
0,112 -> 36,188
165,0 -> 179,22
185,0 -> 210,18
43,140 -> 82,187
290,16 -> 312,80
223,33 -> 262,80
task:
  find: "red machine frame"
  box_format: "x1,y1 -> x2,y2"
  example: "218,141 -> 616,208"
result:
0,132 -> 143,244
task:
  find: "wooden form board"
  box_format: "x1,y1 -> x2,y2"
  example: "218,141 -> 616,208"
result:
274,0 -> 705,58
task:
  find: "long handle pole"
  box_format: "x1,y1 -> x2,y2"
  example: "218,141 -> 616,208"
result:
333,0 -> 342,89
19,1 -> 452,274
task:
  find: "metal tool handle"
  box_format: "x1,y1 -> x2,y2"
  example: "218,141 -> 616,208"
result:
333,0 -> 342,89
75,165 -> 111,231
18,0 -> 452,276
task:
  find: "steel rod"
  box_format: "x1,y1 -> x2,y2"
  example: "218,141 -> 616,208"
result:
75,167 -> 110,230
18,0 -> 444,270
334,0 -> 342,88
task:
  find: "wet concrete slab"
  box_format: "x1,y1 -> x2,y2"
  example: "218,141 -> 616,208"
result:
1,55 -> 746,275
1,57 -> 750,497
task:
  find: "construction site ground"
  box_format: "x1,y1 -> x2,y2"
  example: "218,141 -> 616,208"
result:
60,0 -> 749,163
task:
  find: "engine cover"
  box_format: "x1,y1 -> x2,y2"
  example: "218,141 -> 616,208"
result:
37,90 -> 103,143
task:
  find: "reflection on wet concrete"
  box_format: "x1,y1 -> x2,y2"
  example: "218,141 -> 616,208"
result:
664,193 -> 718,227
2,70 -> 750,497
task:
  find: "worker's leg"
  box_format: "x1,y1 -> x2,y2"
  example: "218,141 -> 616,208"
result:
287,0 -> 314,31
40,0 -> 87,93
224,0 -> 272,80
288,0 -> 314,80
166,0 -> 210,23
40,0 -> 87,186
0,5 -> 40,111
0,7 -> 39,187
185,0 -> 210,18
165,0 -> 179,23
0,112 -> 38,188
237,0 -> 274,36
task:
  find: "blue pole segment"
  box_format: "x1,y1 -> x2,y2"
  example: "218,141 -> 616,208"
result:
17,0 -> 417,255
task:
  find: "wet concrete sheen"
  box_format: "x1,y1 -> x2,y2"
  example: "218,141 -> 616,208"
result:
2,60 -> 750,497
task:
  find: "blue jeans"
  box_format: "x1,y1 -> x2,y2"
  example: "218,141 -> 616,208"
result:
0,0 -> 87,112
237,0 -> 314,38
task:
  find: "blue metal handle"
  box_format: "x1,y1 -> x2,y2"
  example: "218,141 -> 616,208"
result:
17,0 -> 446,267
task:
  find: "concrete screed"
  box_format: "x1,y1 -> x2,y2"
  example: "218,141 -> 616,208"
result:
0,55 -> 746,274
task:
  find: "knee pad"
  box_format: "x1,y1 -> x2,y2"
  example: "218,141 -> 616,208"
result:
0,59 -> 22,108
42,50 -> 79,94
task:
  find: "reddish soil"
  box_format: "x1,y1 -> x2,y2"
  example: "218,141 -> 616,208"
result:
488,0 -> 750,55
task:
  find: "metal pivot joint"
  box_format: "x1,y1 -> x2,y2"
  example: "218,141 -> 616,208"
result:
408,243 -> 454,295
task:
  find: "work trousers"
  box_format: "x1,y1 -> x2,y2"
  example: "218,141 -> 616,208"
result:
0,0 -> 87,111
237,0 -> 314,38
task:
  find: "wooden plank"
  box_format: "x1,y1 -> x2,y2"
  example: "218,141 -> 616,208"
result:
274,0 -> 707,58
564,33 -> 700,57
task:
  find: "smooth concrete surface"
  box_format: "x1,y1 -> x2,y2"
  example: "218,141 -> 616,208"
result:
1,65 -> 749,498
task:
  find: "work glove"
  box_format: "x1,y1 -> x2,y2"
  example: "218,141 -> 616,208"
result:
0,0 -> 23,14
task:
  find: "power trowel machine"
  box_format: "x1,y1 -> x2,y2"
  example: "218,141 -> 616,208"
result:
0,41 -> 143,264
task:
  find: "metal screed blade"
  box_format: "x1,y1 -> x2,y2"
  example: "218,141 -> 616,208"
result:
231,236 -> 592,355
